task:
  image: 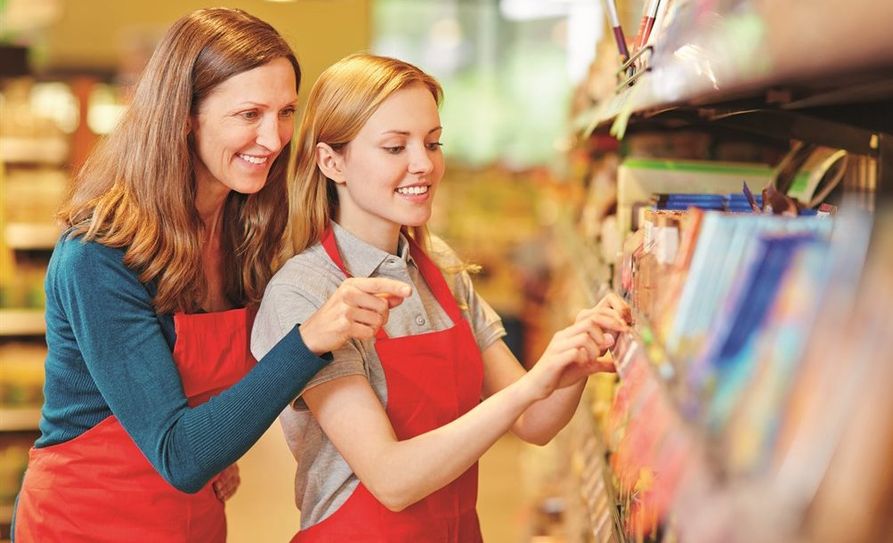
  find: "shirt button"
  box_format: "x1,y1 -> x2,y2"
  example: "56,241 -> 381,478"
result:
386,257 -> 398,266
415,315 -> 426,326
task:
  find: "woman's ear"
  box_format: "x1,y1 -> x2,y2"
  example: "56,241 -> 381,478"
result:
316,142 -> 346,184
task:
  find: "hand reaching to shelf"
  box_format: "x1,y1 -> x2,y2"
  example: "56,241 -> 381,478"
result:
577,292 -> 633,349
522,296 -> 631,402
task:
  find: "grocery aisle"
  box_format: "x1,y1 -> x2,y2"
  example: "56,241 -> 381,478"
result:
3,1 -> 892,542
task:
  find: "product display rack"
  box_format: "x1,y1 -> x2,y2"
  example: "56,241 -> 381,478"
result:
577,0 -> 893,197
0,75 -> 119,540
554,210 -> 890,542
554,1 -> 893,541
572,408 -> 625,543
0,82 -> 70,541
558,223 -> 712,543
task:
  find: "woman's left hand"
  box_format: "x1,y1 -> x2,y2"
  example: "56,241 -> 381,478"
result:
212,463 -> 241,502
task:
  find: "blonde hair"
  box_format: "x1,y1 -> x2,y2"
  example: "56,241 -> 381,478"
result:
287,53 -> 442,257
60,8 -> 300,314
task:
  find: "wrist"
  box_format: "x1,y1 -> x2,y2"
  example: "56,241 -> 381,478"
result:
508,372 -> 545,407
297,323 -> 326,357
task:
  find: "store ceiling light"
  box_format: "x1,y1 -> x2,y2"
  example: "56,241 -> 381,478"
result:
1,0 -> 62,34
499,0 -> 576,21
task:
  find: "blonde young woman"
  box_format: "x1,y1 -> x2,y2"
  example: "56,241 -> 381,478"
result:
13,11 -> 409,543
252,53 -> 632,542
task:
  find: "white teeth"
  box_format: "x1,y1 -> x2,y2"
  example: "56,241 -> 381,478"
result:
238,153 -> 268,165
396,186 -> 429,196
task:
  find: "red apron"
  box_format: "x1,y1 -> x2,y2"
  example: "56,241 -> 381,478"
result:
292,228 -> 485,543
14,307 -> 257,543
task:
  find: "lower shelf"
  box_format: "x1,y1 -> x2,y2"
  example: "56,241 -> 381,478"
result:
0,408 -> 41,432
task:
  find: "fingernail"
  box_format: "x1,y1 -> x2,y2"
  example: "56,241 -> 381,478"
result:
402,286 -> 411,296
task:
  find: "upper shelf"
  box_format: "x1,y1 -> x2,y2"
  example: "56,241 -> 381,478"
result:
582,0 -> 893,138
0,309 -> 46,336
4,223 -> 60,250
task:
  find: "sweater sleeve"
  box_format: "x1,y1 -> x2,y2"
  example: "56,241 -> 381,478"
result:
52,238 -> 330,493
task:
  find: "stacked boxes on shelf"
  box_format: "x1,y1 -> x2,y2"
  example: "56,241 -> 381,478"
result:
0,77 -> 73,536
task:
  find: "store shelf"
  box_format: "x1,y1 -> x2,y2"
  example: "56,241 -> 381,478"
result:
554,213 -> 611,307
581,0 -> 893,139
4,223 -> 60,250
0,310 -> 45,336
559,2 -> 893,539
575,428 -> 626,543
554,222 -> 722,540
0,503 -> 11,524
0,407 -> 41,432
0,136 -> 69,166
575,324 -> 719,541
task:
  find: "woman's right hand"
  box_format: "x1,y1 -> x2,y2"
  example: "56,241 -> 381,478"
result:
300,278 -> 412,355
574,293 -> 633,348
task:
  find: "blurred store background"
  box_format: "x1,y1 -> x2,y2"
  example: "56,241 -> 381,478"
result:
2,0 -> 892,542
0,1 -> 597,541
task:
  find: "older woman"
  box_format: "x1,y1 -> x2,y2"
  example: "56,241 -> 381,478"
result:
13,10 -> 408,543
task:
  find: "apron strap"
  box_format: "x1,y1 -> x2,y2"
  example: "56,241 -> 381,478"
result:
320,226 -> 352,278
320,226 -> 388,340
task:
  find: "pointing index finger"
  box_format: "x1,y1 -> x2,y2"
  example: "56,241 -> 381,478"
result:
354,277 -> 412,298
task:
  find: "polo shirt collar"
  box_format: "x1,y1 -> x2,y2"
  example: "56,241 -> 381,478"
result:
330,222 -> 415,278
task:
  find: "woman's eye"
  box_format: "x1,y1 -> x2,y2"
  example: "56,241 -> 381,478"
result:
280,108 -> 296,119
239,110 -> 259,121
426,142 -> 444,151
383,146 -> 405,154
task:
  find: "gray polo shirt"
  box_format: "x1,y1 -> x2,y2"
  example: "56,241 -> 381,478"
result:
251,222 -> 506,529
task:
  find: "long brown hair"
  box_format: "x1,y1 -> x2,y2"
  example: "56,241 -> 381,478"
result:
287,54 -> 442,257
60,8 -> 301,314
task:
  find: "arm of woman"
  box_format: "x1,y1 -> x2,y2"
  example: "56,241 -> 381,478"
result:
53,239 -> 406,493
430,240 -> 631,446
303,313 -> 610,512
